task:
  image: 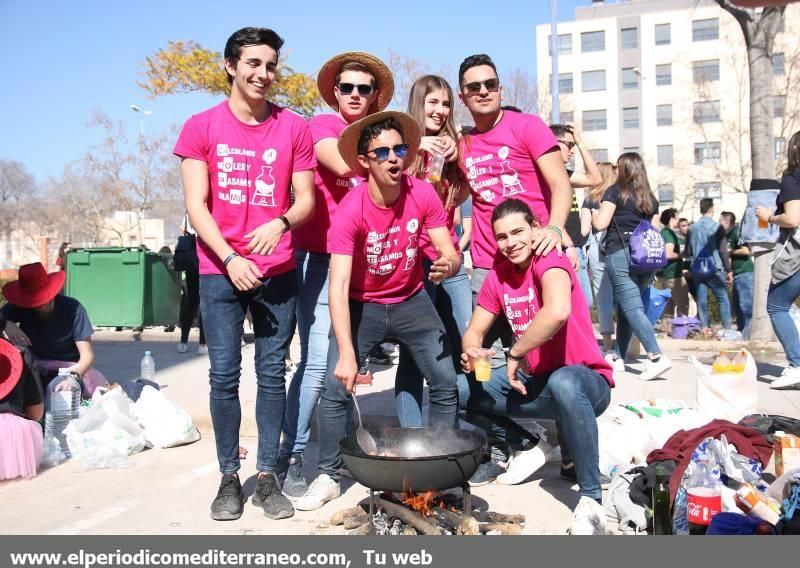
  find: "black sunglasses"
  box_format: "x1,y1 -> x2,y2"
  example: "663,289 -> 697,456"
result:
463,78 -> 500,94
558,140 -> 576,150
337,82 -> 374,96
363,144 -> 410,161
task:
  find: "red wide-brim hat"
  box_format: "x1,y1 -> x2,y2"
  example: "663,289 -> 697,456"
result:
1,262 -> 66,309
0,339 -> 23,400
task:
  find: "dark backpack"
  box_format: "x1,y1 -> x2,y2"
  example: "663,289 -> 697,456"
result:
691,244 -> 716,281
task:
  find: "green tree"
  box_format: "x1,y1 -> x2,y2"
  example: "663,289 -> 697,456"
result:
139,40 -> 323,118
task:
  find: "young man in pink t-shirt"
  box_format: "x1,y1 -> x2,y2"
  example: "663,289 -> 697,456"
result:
281,52 -> 394,499
174,27 -> 316,523
296,111 -> 462,512
461,198 -> 613,535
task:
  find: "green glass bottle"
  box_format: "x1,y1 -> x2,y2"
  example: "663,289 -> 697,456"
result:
652,466 -> 672,535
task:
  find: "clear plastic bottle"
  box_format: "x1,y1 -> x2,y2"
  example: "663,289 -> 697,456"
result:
686,461 -> 722,535
141,351 -> 156,382
43,369 -> 81,460
711,352 -> 732,374
732,350 -> 747,373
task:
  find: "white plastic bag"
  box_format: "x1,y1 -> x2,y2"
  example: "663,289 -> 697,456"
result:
64,387 -> 147,469
133,386 -> 200,448
691,351 -> 758,423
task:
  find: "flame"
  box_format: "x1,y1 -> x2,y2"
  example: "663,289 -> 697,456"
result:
402,490 -> 439,516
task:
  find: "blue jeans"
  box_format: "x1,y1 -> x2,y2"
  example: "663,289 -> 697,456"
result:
575,246 -> 593,308
471,267 -> 513,369
459,365 -> 611,500
586,234 -> 614,336
316,291 -> 459,479
394,262 -> 473,426
733,271 -> 754,332
696,271 -> 733,329
200,271 -> 297,474
767,270 -> 800,367
281,250 -> 331,459
604,249 -> 661,357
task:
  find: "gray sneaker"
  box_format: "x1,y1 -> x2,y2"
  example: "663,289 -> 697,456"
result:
281,455 -> 308,499
252,472 -> 294,520
210,473 -> 244,521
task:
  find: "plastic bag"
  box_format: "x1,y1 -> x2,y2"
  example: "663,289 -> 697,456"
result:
133,386 -> 200,448
691,351 -> 758,423
64,387 -> 147,469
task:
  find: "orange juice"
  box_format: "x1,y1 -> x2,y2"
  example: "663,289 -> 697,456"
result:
758,218 -> 769,229
473,357 -> 492,382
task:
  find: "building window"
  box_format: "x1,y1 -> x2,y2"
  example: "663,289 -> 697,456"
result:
657,145 -> 673,166
655,23 -> 671,45
589,148 -> 608,162
555,72 -> 573,93
773,53 -> 785,75
583,109 -> 607,131
548,34 -> 573,55
623,107 -> 639,129
560,111 -> 574,123
582,70 -> 606,92
693,18 -> 719,41
695,182 -> 722,199
656,64 -> 672,86
776,137 -> 786,159
656,104 -> 672,126
657,184 -> 674,204
693,60 -> 720,83
622,67 -> 639,90
621,27 -> 638,49
774,95 -> 786,118
695,142 -> 721,164
694,100 -> 721,123
623,146 -> 640,154
581,31 -> 605,53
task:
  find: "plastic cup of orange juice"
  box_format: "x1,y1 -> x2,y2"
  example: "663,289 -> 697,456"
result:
472,356 -> 492,382
427,153 -> 445,184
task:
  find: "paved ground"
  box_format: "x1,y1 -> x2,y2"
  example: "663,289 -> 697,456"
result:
1,328 -> 798,535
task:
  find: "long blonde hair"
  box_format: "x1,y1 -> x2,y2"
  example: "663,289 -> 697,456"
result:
588,162 -> 616,202
406,75 -> 467,194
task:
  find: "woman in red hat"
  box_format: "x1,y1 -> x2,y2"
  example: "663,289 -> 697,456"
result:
1,262 -> 106,395
0,332 -> 44,480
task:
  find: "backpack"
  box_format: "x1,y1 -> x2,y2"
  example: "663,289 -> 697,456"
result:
691,244 -> 716,281
615,219 -> 668,272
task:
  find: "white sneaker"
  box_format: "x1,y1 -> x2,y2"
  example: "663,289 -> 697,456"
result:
603,352 -> 626,373
196,344 -> 208,355
496,440 -> 554,485
178,343 -> 188,353
770,366 -> 800,389
640,355 -> 671,381
569,496 -> 609,535
295,474 -> 341,511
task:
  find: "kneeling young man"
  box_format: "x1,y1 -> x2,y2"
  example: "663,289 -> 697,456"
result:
461,198 -> 613,535
297,112 -> 461,511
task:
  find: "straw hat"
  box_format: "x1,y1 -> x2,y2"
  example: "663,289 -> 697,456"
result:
0,339 -> 23,400
2,263 -> 66,309
337,111 -> 421,174
317,52 -> 394,114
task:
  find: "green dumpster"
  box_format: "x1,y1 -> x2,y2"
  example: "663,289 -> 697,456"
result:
64,247 -> 182,328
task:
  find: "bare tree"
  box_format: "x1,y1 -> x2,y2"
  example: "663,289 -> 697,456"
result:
0,160 -> 36,240
500,67 -> 539,114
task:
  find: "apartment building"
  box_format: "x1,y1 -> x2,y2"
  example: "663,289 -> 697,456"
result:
536,0 -> 799,219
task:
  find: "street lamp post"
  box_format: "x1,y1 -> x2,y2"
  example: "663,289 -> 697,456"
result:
130,104 -> 152,141
550,0 -> 560,123
129,104 -> 152,246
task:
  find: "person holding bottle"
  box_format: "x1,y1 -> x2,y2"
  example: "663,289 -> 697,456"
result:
756,130 -> 800,389
591,153 -> 671,381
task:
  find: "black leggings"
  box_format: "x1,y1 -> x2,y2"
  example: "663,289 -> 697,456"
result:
179,266 -> 205,344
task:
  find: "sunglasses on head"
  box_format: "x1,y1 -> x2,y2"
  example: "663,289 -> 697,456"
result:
363,144 -> 409,161
558,140 -> 576,150
463,78 -> 500,94
337,82 -> 374,96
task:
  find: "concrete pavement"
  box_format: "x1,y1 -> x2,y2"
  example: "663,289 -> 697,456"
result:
1,328 -> 798,535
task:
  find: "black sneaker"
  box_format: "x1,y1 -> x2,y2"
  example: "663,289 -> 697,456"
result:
210,473 -> 244,521
368,346 -> 391,365
560,462 -> 612,489
281,455 -> 308,499
469,460 -> 506,487
252,472 -> 295,519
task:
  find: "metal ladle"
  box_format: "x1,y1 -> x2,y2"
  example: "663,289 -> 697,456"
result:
352,385 -> 378,455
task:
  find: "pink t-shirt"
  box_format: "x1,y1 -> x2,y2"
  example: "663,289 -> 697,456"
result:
329,175 -> 448,304
292,113 -> 363,253
174,101 -> 316,277
477,250 -> 614,386
416,156 -> 460,261
460,112 -> 559,269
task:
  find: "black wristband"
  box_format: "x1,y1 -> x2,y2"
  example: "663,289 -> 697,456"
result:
278,215 -> 291,232
507,349 -> 526,362
223,252 -> 239,267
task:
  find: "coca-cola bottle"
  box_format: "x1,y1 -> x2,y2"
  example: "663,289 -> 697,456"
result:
686,461 -> 722,535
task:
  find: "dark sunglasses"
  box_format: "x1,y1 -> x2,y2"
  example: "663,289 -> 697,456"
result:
463,78 -> 500,94
337,82 -> 374,96
558,140 -> 576,150
363,144 -> 409,161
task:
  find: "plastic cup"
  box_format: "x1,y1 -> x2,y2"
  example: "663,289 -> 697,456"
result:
427,153 -> 445,184
473,356 -> 492,382
758,218 -> 769,229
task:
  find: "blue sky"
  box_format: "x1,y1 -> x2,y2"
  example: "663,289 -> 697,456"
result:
0,0 -> 588,183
